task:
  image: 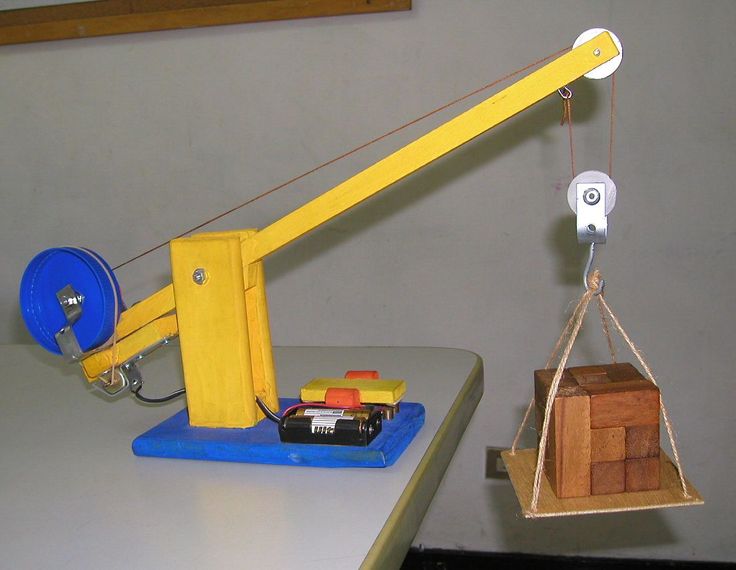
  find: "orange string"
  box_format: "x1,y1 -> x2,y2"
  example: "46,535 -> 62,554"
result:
562,97 -> 575,178
608,72 -> 617,176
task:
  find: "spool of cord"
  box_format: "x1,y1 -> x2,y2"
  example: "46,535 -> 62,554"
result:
19,247 -> 122,354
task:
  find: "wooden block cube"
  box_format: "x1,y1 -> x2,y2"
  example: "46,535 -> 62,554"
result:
535,363 -> 661,498
626,457 -> 660,491
626,424 -> 660,459
591,460 -> 626,495
591,426 -> 625,462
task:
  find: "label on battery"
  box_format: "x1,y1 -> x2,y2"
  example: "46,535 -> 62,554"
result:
303,408 -> 345,433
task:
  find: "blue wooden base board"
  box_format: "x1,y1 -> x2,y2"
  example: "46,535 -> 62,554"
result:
132,398 -> 425,468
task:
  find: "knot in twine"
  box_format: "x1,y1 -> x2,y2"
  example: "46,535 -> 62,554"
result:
587,269 -> 603,295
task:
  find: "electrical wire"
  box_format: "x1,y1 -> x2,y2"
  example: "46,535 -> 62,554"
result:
133,386 -> 186,404
255,396 -> 282,423
280,401 -> 347,419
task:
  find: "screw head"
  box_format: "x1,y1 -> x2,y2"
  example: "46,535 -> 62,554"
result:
583,188 -> 601,205
192,268 -> 208,285
593,48 -> 601,57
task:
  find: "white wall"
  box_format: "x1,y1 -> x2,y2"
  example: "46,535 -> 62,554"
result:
2,1 -> 734,562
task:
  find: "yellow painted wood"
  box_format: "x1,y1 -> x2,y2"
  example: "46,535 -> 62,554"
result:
244,258 -> 280,414
80,284 -> 177,379
244,32 -> 620,262
501,449 -> 703,518
80,314 -> 178,381
300,378 -> 407,404
114,284 -> 175,341
171,231 -> 261,428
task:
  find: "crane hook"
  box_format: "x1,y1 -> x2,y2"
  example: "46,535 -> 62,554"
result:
583,242 -> 605,294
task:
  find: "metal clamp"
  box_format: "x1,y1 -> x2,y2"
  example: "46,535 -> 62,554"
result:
97,361 -> 143,396
55,285 -> 85,363
94,336 -> 172,397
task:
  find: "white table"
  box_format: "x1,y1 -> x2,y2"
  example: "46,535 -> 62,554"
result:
0,344 -> 482,569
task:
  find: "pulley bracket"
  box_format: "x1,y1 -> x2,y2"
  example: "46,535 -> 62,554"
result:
567,170 -> 617,245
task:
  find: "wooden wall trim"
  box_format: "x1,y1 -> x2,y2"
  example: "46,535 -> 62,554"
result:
0,0 -> 411,46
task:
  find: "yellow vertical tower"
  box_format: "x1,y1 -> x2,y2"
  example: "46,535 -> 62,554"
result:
170,230 -> 278,428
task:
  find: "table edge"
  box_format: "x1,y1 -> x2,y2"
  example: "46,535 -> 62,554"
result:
360,350 -> 484,569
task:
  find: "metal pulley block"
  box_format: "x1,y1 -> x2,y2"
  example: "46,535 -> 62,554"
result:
567,170 -> 617,245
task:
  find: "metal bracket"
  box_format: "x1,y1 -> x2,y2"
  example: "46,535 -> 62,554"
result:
97,361 -> 143,396
567,170 -> 617,245
55,285 -> 85,363
577,182 -> 608,243
54,284 -> 148,395
94,336 -> 172,396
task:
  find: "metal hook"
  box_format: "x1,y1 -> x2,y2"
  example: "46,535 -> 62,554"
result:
583,242 -> 605,295
558,86 -> 573,100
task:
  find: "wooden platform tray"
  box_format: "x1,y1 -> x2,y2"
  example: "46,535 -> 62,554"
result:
501,448 -> 703,518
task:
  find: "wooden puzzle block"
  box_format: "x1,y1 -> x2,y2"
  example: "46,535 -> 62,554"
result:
626,457 -> 660,491
535,363 -> 661,498
570,365 -> 610,385
626,424 -> 660,459
535,369 -> 590,498
591,427 -> 625,462
591,460 -> 626,495
588,385 -> 660,429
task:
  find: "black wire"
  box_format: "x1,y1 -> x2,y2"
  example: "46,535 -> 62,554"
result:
133,386 -> 186,404
255,396 -> 281,423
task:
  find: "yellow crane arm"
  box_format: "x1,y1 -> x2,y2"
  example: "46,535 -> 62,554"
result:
245,32 -> 619,262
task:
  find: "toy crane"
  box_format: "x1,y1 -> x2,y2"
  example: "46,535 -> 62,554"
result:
20,29 -> 622,463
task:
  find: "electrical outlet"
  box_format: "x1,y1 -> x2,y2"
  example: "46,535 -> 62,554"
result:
485,447 -> 509,479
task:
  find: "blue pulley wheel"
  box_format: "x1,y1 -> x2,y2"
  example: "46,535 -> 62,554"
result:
19,247 -> 123,355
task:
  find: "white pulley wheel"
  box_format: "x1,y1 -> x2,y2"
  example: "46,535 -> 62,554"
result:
573,28 -> 623,79
567,170 -> 617,215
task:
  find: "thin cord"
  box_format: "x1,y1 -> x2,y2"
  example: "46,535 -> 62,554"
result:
597,293 -> 617,363
608,72 -> 617,176
133,386 -> 186,404
112,46 -> 571,271
531,280 -> 597,512
510,286 -> 587,455
566,99 -> 576,179
560,90 -> 575,179
597,295 -> 691,499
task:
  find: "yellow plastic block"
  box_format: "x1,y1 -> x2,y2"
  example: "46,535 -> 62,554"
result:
300,378 -> 407,405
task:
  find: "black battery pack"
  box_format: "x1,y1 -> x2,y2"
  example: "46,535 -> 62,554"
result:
279,406 -> 382,446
